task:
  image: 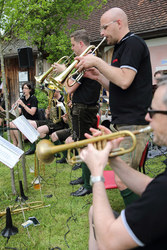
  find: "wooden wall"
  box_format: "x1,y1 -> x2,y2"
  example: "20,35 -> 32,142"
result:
2,56 -> 36,108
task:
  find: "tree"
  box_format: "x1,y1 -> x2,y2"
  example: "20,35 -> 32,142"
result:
16,0 -> 106,62
0,0 -> 31,194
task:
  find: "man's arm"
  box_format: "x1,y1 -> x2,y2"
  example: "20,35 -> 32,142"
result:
64,78 -> 80,95
84,67 -> 110,91
76,55 -> 136,90
110,157 -> 153,195
80,142 -> 145,249
92,181 -> 138,250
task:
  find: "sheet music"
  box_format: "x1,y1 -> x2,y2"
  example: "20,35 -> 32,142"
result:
13,115 -> 40,143
0,136 -> 24,168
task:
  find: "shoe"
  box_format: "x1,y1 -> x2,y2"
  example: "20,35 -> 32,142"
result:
56,157 -> 67,164
70,186 -> 92,197
70,177 -> 84,185
25,148 -> 35,155
72,163 -> 82,171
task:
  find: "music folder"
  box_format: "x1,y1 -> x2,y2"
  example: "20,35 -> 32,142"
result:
0,136 -> 24,168
12,115 -> 40,143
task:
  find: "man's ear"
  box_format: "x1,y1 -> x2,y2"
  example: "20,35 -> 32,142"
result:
80,40 -> 84,47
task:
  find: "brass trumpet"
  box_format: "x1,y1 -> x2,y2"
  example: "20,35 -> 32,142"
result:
36,125 -> 152,164
50,45 -> 96,88
67,36 -> 106,87
35,55 -> 72,84
0,201 -> 49,218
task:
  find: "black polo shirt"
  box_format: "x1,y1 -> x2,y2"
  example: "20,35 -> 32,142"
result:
121,168 -> 167,249
72,76 -> 101,105
20,95 -> 38,120
109,32 -> 152,125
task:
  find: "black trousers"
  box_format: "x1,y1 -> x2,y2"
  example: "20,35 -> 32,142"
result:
71,103 -> 99,190
71,103 -> 99,141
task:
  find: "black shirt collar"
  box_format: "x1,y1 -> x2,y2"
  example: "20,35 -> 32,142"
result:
115,32 -> 134,50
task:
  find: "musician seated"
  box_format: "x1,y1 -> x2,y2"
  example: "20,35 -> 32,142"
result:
26,90 -> 68,155
10,82 -> 38,147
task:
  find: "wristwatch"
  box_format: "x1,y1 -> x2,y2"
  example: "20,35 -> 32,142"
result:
90,175 -> 105,186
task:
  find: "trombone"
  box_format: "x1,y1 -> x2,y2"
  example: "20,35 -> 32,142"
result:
36,125 -> 152,164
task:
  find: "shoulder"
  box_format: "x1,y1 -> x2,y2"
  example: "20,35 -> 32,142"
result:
30,95 -> 38,101
127,34 -> 148,50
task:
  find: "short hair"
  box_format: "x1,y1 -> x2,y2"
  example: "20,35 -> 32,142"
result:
70,29 -> 90,46
157,75 -> 167,107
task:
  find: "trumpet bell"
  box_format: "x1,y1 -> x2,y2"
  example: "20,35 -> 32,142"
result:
36,139 -> 55,164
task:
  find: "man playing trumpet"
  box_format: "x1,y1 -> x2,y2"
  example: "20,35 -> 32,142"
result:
79,77 -> 167,250
75,7 -> 152,205
53,29 -> 101,196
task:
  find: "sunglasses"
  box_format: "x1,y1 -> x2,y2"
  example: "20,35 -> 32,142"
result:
147,107 -> 167,118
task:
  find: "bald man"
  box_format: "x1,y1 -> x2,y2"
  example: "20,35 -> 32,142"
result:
76,7 -> 152,206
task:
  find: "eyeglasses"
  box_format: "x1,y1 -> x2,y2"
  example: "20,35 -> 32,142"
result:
100,20 -> 118,32
23,87 -> 29,89
147,107 -> 167,118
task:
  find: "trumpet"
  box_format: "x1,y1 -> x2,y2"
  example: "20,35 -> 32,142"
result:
67,36 -> 106,87
0,201 -> 49,218
35,55 -> 72,84
36,125 -> 152,164
50,37 -> 106,88
50,45 -> 95,87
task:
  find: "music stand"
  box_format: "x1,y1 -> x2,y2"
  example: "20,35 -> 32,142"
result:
31,151 -> 48,190
0,136 -> 24,169
0,110 -> 16,120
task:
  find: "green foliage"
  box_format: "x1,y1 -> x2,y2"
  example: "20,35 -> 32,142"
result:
0,0 -> 107,62
35,86 -> 48,109
14,0 -> 107,62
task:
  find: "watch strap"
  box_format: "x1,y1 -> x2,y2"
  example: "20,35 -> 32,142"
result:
90,175 -> 105,186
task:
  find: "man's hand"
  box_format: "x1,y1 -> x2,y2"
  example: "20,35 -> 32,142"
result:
52,63 -> 66,74
80,125 -> 123,176
75,54 -> 97,72
80,142 -> 112,176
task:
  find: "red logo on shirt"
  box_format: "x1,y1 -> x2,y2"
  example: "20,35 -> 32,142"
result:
112,59 -> 118,63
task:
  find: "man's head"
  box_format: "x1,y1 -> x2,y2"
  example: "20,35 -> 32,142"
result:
153,71 -> 163,85
53,89 -> 61,99
100,7 -> 129,45
145,79 -> 167,146
70,29 -> 90,56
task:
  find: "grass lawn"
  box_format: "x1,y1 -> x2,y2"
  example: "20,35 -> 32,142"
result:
0,139 -> 166,249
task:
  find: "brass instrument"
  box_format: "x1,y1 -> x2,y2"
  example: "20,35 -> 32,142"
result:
50,44 -> 97,88
67,36 -> 106,87
35,55 -> 72,84
36,125 -> 152,164
63,93 -> 73,130
49,98 -> 62,124
0,201 -> 50,218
